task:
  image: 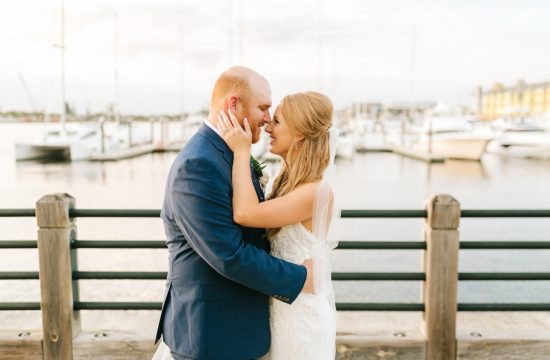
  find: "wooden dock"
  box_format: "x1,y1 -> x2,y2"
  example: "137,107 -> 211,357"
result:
88,141 -> 185,161
391,145 -> 446,163
2,312 -> 549,359
89,144 -> 158,161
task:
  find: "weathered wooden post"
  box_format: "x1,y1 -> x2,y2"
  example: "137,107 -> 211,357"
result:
36,193 -> 80,360
422,194 -> 460,360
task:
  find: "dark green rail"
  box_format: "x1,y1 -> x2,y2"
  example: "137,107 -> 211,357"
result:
4,271 -> 550,281
3,240 -> 550,250
0,209 -> 36,217
3,208 -> 550,218
4,302 -> 550,312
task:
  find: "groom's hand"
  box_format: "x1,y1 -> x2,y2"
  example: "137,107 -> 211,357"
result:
301,259 -> 314,294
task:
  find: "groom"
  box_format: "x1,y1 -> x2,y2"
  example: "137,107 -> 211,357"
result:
155,66 -> 314,360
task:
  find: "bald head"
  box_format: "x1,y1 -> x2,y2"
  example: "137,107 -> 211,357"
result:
207,66 -> 272,144
209,66 -> 268,111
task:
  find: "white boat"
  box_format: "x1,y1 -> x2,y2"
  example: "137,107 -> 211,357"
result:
335,132 -> 355,160
408,116 -> 491,161
15,122 -> 126,161
486,121 -> 550,159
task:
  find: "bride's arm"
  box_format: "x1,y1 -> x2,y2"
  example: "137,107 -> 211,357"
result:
217,109 -> 317,228
232,163 -> 317,228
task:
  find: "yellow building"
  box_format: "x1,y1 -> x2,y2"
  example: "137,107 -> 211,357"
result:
477,80 -> 550,120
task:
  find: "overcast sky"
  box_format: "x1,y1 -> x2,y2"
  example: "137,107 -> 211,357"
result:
1,0 -> 550,114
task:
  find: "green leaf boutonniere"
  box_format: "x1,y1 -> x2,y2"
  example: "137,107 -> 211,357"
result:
250,155 -> 266,178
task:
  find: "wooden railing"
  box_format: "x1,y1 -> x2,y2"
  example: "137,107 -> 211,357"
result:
1,193 -> 550,359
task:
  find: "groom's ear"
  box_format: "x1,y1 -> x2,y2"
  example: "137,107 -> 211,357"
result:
227,96 -> 239,113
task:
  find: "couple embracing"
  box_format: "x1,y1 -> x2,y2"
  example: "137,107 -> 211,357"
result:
154,66 -> 339,360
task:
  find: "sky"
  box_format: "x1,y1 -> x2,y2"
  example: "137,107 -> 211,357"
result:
1,0 -> 550,115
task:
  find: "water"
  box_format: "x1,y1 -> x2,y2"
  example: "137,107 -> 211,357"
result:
1,122 -> 549,332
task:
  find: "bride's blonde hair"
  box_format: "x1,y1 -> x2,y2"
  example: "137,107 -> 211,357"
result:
267,91 -> 333,236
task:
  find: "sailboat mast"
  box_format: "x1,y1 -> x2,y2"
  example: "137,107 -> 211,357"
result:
114,12 -> 120,125
179,20 -> 185,122
60,0 -> 66,131
227,0 -> 233,66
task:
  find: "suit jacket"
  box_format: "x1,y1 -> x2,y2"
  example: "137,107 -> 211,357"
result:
155,124 -> 307,359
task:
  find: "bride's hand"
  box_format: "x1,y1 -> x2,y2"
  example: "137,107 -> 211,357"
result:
216,109 -> 252,156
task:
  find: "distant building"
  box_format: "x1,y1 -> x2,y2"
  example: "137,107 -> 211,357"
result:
477,80 -> 550,120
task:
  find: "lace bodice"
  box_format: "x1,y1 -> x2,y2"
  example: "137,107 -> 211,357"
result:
269,223 -> 316,263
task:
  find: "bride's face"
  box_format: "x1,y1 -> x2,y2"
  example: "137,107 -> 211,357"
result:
265,109 -> 294,158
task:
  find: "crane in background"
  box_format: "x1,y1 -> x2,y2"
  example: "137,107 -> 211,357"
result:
17,72 -> 39,112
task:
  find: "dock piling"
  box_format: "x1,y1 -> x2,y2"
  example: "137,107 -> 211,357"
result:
423,194 -> 460,360
36,194 -> 80,360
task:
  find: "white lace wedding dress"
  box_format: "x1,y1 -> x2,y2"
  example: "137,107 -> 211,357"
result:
153,222 -> 337,360
259,222 -> 336,360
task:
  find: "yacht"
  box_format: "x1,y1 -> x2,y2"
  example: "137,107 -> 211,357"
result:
486,120 -> 550,159
407,116 -> 491,161
15,122 -> 126,161
335,131 -> 355,160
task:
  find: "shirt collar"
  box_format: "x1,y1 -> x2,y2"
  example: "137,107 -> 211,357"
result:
204,119 -> 222,138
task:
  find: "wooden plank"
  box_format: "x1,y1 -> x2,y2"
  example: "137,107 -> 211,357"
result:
457,312 -> 550,359
336,311 -> 425,359
336,336 -> 425,360
0,331 -> 43,360
73,331 -> 157,360
457,339 -> 550,360
423,194 -> 460,360
37,194 -> 80,360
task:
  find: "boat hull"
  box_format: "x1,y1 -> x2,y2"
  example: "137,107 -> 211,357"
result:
414,138 -> 490,161
15,144 -> 70,161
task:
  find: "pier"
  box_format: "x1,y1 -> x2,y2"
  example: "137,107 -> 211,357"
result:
1,194 -> 550,359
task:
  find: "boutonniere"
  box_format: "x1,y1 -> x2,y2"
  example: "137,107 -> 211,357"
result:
250,155 -> 266,178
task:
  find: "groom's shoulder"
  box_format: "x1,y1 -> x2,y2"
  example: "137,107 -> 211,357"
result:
171,139 -> 222,175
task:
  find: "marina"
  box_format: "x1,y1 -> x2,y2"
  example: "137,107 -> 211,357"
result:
1,121 -> 550,359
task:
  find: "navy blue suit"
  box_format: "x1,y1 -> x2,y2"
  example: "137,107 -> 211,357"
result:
155,124 -> 307,359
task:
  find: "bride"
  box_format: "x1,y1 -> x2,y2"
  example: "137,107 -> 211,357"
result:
217,91 -> 339,359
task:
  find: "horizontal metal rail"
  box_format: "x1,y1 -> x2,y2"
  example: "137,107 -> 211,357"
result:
3,208 -> 550,218
5,271 -> 549,282
72,240 -> 165,249
3,240 -> 550,250
0,302 -> 40,310
0,241 -> 38,249
461,209 -> 550,218
457,303 -> 550,311
0,272 -> 39,280
460,241 -> 550,249
0,209 -> 36,217
70,209 -> 161,218
2,301 -> 548,312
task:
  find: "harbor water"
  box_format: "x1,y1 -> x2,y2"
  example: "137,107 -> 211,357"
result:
1,122 -> 549,332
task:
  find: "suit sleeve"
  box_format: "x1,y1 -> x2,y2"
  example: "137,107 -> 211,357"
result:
169,156 -> 306,303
